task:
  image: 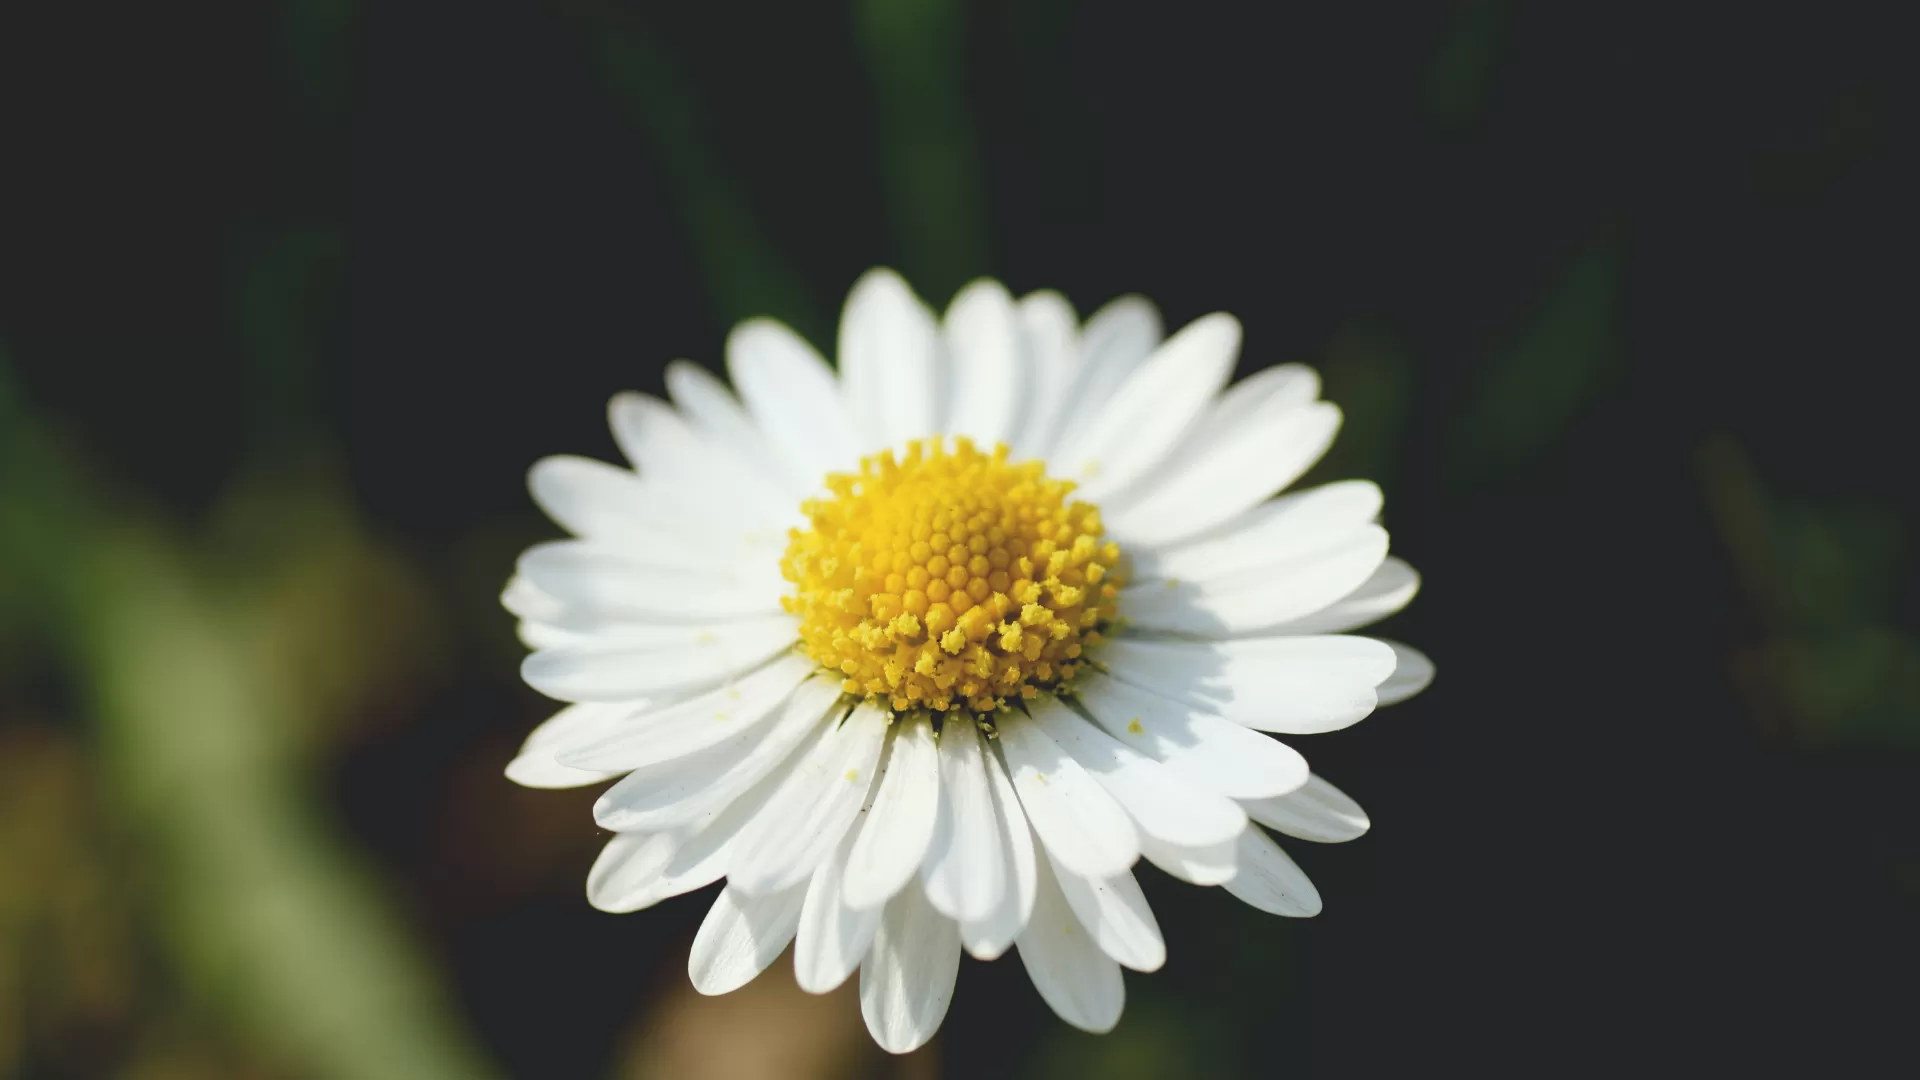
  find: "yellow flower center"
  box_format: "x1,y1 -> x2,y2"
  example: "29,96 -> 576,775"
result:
781,438 -> 1122,716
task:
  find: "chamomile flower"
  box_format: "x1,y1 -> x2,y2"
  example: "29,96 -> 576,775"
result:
503,269 -> 1432,1052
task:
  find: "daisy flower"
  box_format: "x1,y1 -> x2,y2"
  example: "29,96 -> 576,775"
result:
503,269 -> 1432,1052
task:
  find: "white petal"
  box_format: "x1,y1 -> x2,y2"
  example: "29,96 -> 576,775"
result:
727,704 -> 890,896
1103,364 -> 1318,516
506,702 -> 626,788
839,268 -> 938,453
1240,774 -> 1370,844
519,615 -> 797,701
1222,826 -> 1321,917
667,358 -> 758,435
514,541 -> 781,624
1094,635 -> 1396,734
1015,848 -> 1124,1033
557,653 -> 814,771
515,597 -> 789,641
794,798 -> 885,993
942,279 -> 1023,447
1106,402 -> 1342,548
585,833 -> 677,912
1051,313 -> 1240,502
1150,363 -> 1320,473
1045,856 -> 1165,972
1030,697 -> 1247,846
1006,290 -> 1079,460
1205,362 -> 1321,432
920,719 -> 1007,923
688,883 -> 808,995
1117,526 -> 1390,636
663,360 -> 786,494
593,676 -> 842,832
1374,638 -> 1435,705
1261,557 -> 1420,638
506,737 -> 618,791
727,317 -> 861,487
843,713 -> 941,910
526,456 -> 716,563
995,707 -> 1139,879
1137,832 -> 1239,886
585,730 -> 817,914
1040,295 -> 1161,459
501,574 -> 569,624
515,618 -> 583,651
958,749 -> 1037,960
1072,672 -> 1308,799
607,392 -> 790,527
1127,480 -> 1383,584
860,884 -> 962,1054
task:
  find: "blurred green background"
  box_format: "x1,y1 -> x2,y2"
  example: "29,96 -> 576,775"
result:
2,2 -> 1914,1077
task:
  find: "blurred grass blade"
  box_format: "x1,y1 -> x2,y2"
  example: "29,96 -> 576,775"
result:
1448,238 -> 1621,487
0,353 -> 502,1080
854,0 -> 988,302
1312,324 -> 1414,490
83,533 -> 499,1080
1699,434 -> 1920,746
594,24 -> 824,341
1424,0 -> 1505,132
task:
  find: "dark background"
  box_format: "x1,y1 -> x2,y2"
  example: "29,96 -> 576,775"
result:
2,2 -> 1914,1077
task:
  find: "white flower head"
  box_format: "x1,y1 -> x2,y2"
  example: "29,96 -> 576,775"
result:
503,269 -> 1432,1052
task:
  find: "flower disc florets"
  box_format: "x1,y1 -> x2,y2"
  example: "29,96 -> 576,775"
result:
781,437 -> 1122,715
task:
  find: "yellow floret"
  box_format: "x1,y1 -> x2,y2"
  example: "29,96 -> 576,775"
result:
781,438 -> 1122,714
